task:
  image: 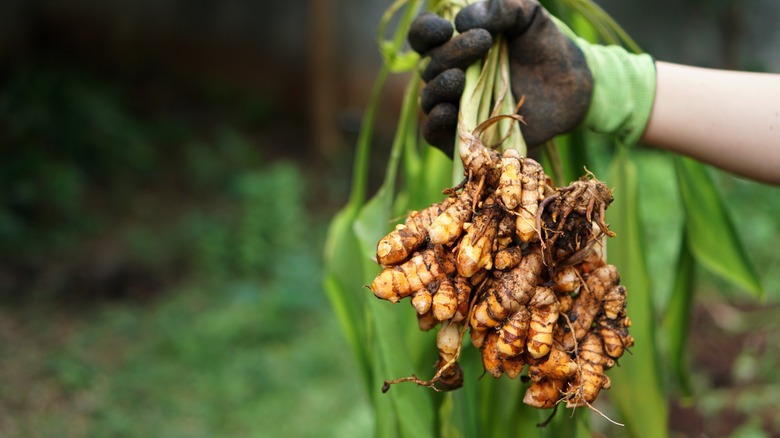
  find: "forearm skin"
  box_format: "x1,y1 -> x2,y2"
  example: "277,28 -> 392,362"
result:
642,61 -> 780,185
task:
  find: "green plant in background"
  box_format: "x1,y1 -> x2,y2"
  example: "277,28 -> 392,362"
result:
0,65 -> 155,254
323,1 -> 764,437
0,147 -> 341,437
0,62 -> 294,300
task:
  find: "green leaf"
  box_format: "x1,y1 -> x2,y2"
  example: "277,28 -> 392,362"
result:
369,299 -> 437,438
545,130 -> 591,186
322,58 -> 394,396
606,146 -> 669,437
661,231 -> 695,400
441,346 -> 541,438
479,378 -> 538,438
353,75 -> 421,261
437,334 -> 481,438
323,204 -> 373,391
353,185 -> 437,438
351,62 -> 439,438
418,147 -> 454,206
542,408 -> 590,438
354,188 -> 394,263
674,157 -> 763,299
439,393 -> 464,438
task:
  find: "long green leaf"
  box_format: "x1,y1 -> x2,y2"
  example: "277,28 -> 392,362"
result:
356,193 -> 437,438
674,157 -> 763,299
323,207 -> 373,391
442,347 -> 481,438
661,231 -> 695,400
323,61 -> 394,392
607,146 -> 668,438
353,66 -> 441,437
368,298 -> 437,438
542,409 -> 590,438
354,71 -> 421,258
479,378 -> 530,438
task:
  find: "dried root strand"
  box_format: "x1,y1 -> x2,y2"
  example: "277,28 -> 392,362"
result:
383,320 -> 467,393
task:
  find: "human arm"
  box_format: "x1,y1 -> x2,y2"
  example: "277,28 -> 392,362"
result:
643,62 -> 780,185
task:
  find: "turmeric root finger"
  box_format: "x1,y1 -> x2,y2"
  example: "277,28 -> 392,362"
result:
376,200 -> 448,266
561,264 -> 619,350
566,332 -> 610,407
523,378 -> 566,409
370,245 -> 456,303
526,286 -> 559,359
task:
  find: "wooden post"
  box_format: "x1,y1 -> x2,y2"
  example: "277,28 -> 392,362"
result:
308,0 -> 342,158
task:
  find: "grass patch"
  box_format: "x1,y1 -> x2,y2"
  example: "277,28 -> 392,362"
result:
0,279 -> 370,437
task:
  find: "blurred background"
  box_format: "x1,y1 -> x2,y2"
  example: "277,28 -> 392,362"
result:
0,0 -> 779,436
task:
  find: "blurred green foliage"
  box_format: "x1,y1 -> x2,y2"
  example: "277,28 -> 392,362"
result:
0,61 -> 374,436
0,65 -> 155,253
3,280 -> 369,437
0,62 -> 318,295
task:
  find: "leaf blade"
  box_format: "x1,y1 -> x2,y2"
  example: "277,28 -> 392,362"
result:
675,157 -> 763,299
661,230 -> 696,399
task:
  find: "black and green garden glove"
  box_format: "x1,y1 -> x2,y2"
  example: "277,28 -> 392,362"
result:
409,0 -> 656,154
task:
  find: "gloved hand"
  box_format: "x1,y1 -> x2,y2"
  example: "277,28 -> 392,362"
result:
407,12 -> 493,154
409,0 -> 656,154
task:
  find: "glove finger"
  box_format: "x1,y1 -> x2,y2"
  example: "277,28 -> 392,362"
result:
421,69 -> 465,113
423,103 -> 458,155
422,28 -> 492,82
408,12 -> 454,54
455,0 -> 537,37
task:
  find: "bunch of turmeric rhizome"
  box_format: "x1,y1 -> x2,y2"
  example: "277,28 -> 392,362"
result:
369,124 -> 634,413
